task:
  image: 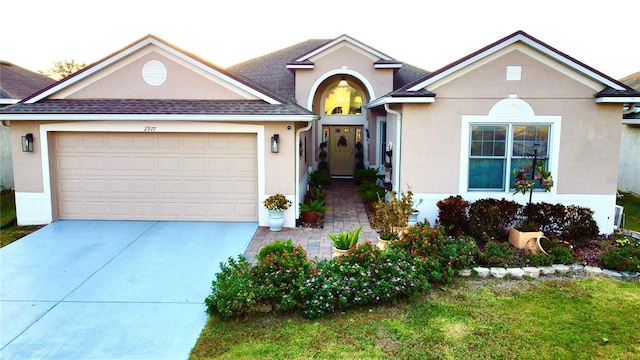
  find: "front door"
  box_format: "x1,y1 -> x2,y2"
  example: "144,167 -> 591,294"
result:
328,125 -> 359,176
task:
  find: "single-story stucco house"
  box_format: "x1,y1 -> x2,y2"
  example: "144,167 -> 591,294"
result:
1,30 -> 638,234
0,61 -> 56,190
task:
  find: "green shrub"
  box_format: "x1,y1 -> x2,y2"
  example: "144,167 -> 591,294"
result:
205,255 -> 257,318
547,244 -> 575,265
436,195 -> 470,236
599,237 -> 640,272
357,181 -> 386,201
300,247 -> 429,319
522,252 -> 553,267
304,186 -> 327,203
480,240 -> 516,267
468,198 -> 521,244
252,244 -> 313,313
308,170 -> 332,188
391,222 -> 479,283
522,202 -> 566,238
257,239 -> 295,262
354,166 -> 384,185
562,205 -> 599,248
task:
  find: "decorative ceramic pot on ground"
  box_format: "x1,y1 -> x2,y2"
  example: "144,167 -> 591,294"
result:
376,236 -> 389,250
508,227 -> 547,254
268,210 -> 285,231
332,247 -> 348,258
408,210 -> 420,226
392,225 -> 411,239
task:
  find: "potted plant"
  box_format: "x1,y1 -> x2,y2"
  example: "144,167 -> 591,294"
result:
408,198 -> 423,226
510,152 -> 554,253
354,166 -> 384,185
370,189 -> 414,248
264,194 -> 292,232
299,199 -> 328,225
328,225 -> 363,257
357,181 -> 386,211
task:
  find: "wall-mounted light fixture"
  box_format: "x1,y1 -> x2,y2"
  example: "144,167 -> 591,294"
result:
22,133 -> 34,152
271,134 -> 279,153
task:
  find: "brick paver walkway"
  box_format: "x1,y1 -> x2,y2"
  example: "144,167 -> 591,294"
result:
245,179 -> 378,263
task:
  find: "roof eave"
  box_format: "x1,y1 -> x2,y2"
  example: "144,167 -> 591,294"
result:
365,96 -> 435,109
595,96 -> 640,104
374,63 -> 402,69
0,113 -> 321,122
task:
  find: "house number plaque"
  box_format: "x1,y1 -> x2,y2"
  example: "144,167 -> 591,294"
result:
143,126 -> 157,132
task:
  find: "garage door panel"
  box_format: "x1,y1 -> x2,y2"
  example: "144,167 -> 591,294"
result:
54,132 -> 258,221
108,157 -> 131,170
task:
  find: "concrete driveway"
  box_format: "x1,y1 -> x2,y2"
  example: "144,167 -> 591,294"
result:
0,220 -> 257,359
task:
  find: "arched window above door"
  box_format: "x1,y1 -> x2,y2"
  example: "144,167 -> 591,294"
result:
324,78 -> 363,115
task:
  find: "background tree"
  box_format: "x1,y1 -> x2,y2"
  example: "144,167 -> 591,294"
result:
39,59 -> 88,80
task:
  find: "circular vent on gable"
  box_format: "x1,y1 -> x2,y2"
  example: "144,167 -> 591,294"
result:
142,60 -> 167,86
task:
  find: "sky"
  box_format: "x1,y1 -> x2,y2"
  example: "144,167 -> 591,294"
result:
2,0 -> 638,80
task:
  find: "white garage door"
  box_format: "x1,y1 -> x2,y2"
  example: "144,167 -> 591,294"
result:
52,132 -> 258,221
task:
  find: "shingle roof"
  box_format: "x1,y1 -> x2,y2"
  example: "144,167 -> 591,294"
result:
0,61 -> 56,100
0,99 -> 315,116
227,37 -> 430,102
620,71 -> 640,91
227,39 -> 329,101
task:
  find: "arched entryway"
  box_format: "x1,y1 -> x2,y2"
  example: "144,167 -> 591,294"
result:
313,75 -> 369,177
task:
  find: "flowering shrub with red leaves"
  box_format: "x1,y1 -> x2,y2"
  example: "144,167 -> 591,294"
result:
391,221 -> 480,284
437,195 -> 470,236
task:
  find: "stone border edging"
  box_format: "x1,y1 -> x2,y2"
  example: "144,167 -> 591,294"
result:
460,264 -> 640,280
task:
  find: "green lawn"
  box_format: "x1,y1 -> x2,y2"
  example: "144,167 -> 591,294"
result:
190,277 -> 640,359
618,191 -> 640,231
0,191 -> 42,247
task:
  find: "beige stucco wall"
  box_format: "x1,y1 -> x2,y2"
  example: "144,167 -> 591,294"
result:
263,121 -> 296,196
58,51 -> 252,100
294,43 -> 395,109
10,121 -> 44,192
400,48 -> 622,196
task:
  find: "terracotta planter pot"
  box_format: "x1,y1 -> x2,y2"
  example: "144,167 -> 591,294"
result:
301,210 -> 323,224
508,227 -> 548,254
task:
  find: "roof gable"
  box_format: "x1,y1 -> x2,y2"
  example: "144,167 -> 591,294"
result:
287,34 -> 401,69
23,35 -> 286,105
378,30 -> 639,105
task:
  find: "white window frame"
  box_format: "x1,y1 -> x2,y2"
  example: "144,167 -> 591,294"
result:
459,98 -> 561,196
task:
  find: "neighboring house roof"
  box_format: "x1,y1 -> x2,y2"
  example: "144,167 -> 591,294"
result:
621,71 -> 640,123
0,61 -> 55,104
620,71 -> 640,91
0,35 -> 317,120
227,35 -> 430,102
370,30 -> 640,107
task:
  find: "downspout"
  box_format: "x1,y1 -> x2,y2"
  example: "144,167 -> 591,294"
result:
295,121 -> 314,218
385,103 -> 402,193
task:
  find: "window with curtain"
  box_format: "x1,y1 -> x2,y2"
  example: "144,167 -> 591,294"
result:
469,124 -> 550,191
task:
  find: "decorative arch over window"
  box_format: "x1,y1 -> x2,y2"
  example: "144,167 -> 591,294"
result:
324,79 -> 363,115
460,98 -> 561,194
